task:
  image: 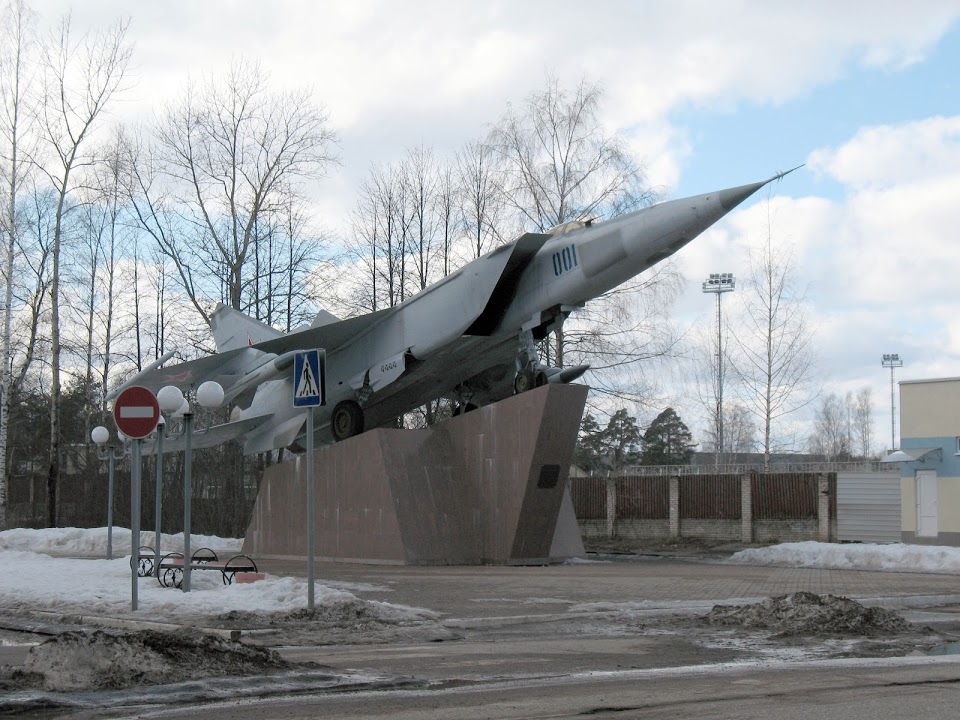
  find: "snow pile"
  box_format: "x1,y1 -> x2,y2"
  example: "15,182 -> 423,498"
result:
9,630 -> 289,692
0,550 -> 432,623
218,598 -> 440,631
705,592 -> 910,636
0,527 -> 242,557
730,541 -> 960,574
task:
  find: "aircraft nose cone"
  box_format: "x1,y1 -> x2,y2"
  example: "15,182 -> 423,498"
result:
718,180 -> 767,212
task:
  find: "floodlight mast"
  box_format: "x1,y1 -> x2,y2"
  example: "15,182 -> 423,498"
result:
881,353 -> 903,451
702,273 -> 736,467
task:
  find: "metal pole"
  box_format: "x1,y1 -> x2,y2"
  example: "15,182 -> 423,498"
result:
107,445 -> 115,560
130,438 -> 142,611
183,412 -> 193,592
716,292 -> 723,468
154,427 -> 164,578
306,406 -> 315,610
890,365 -> 896,451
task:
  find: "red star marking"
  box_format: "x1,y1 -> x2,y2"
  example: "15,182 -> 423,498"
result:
167,369 -> 193,383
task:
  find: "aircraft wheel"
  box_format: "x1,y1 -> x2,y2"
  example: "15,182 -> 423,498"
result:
514,370 -> 535,394
331,400 -> 364,441
533,370 -> 548,388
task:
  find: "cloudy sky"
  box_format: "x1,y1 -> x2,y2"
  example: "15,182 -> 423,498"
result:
31,0 -> 960,450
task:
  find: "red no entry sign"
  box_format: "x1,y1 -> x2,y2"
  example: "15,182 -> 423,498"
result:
114,386 -> 160,439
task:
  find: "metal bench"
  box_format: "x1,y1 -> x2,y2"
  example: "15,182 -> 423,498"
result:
132,546 -> 219,578
154,551 -> 259,588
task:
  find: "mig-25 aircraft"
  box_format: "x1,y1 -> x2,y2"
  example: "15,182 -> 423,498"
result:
118,170 -> 796,454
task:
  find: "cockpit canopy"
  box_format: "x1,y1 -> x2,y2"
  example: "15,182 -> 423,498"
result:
546,216 -> 601,236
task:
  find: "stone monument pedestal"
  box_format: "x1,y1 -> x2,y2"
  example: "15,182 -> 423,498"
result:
242,383 -> 587,565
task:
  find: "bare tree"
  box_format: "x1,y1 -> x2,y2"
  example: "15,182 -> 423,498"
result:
0,0 -> 38,529
435,160 -> 461,278
488,75 -> 655,231
456,138 -> 507,260
561,265 -> 682,401
37,15 -> 132,526
810,392 -> 850,461
853,386 -> 874,459
487,75 -> 661,369
137,58 -> 338,323
731,198 -> 819,470
403,145 -> 439,292
11,182 -> 54,394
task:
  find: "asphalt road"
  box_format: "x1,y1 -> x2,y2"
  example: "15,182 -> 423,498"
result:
103,656 -> 960,720
8,554 -> 960,718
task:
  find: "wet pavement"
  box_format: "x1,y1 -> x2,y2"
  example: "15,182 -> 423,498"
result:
259,553 -> 960,621
5,553 -> 960,717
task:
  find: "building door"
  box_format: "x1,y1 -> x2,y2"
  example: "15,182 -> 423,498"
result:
916,470 -> 938,538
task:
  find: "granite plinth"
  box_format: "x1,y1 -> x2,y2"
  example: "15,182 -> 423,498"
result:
242,383 -> 587,565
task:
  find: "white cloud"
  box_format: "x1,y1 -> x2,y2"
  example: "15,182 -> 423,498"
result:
36,1 -> 960,150
808,116 -> 960,188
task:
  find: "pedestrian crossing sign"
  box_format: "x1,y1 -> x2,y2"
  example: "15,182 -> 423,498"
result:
293,349 -> 325,407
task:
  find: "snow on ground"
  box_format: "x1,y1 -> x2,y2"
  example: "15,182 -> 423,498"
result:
0,526 -> 242,557
730,542 -> 960,575
0,528 -> 432,622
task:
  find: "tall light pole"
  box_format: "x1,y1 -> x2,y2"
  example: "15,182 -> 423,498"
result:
702,272 -> 735,467
881,353 -> 903,451
157,381 -> 223,593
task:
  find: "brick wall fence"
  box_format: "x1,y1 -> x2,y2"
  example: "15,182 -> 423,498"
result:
571,473 -> 837,544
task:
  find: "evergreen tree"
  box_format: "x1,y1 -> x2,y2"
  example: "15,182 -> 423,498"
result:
574,409 -> 642,473
573,413 -> 606,473
640,408 -> 695,466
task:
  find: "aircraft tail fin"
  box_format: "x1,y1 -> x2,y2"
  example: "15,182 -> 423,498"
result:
210,303 -> 284,352
311,308 -> 340,328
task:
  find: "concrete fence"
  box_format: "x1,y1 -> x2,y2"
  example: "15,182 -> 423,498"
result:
571,472 -> 837,544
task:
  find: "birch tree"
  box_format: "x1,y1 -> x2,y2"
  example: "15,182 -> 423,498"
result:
138,58 -> 338,324
37,15 -> 132,526
853,386 -> 874,459
488,76 -> 659,368
0,0 -> 37,529
731,200 -> 819,470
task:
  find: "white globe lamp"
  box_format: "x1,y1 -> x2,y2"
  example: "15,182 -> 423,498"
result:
157,385 -> 184,414
196,381 -> 224,409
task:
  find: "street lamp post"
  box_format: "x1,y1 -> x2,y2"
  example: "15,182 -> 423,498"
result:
702,272 -> 736,467
881,353 -> 904,451
157,382 -> 224,592
91,426 -> 127,560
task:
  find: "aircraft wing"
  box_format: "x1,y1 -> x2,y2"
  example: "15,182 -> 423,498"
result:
251,308 -> 395,356
120,346 -> 267,396
140,414 -> 274,455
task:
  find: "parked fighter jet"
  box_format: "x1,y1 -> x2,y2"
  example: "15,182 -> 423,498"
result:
118,170 -> 797,453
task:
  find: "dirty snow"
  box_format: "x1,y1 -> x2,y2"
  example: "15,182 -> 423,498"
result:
10,630 -> 290,692
730,542 -> 960,575
705,592 -> 910,636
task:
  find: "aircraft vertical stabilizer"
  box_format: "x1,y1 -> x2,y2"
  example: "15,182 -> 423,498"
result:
209,303 -> 284,352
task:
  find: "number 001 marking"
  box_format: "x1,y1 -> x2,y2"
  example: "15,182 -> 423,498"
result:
552,245 -> 578,277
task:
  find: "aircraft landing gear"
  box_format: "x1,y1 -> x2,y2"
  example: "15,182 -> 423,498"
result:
514,329 -> 549,394
331,400 -> 364,441
513,369 -> 547,394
